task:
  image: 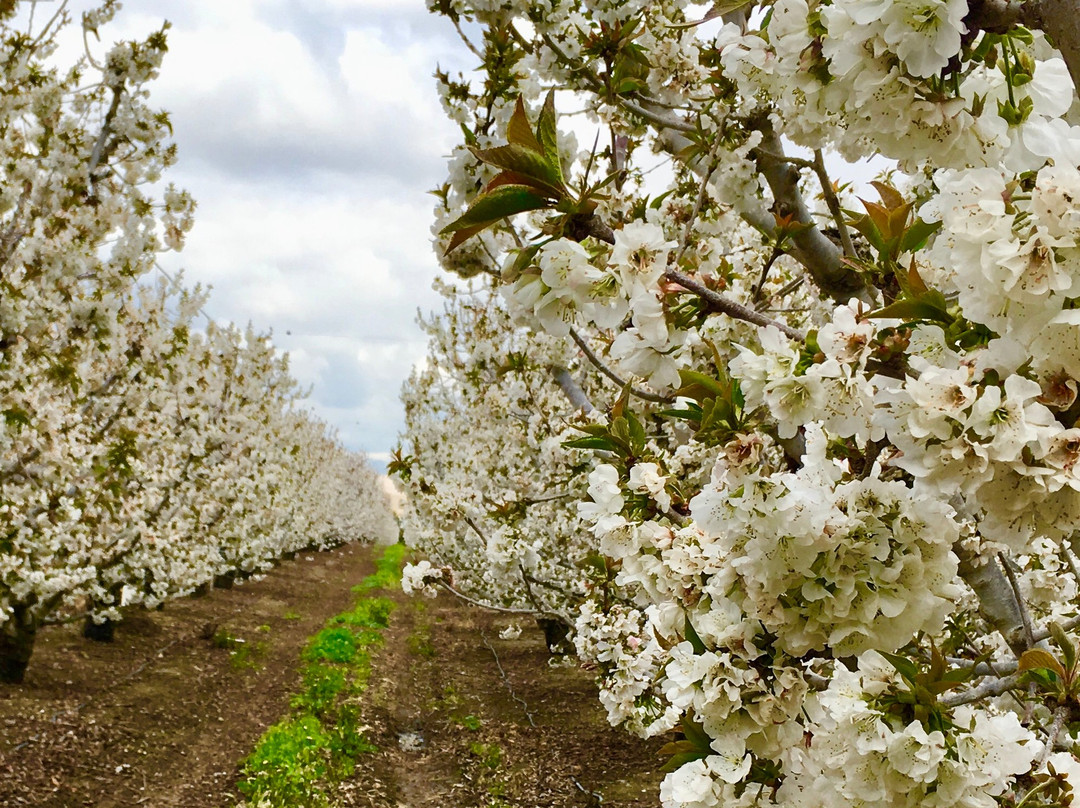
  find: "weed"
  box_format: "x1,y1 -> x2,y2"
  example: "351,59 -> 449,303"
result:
291,664 -> 346,716
406,625 -> 435,658
332,597 -> 395,630
469,741 -> 502,770
229,639 -> 267,670
457,714 -> 482,731
238,714 -> 333,807
284,610 -> 302,620
237,544 -> 405,806
352,543 -> 408,593
210,627 -> 265,669
303,626 -> 361,664
210,626 -> 242,650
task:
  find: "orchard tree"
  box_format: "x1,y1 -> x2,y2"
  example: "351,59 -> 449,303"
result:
0,2 -> 394,684
403,0 -> 1080,804
396,279 -> 602,628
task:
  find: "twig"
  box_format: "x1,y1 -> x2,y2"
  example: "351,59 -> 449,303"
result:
88,83 -> 124,182
480,627 -> 538,727
751,245 -> 785,302
552,365 -> 596,413
665,269 -> 805,341
570,776 -> 603,803
537,31 -> 696,134
435,580 -> 548,617
940,671 -> 1023,707
568,327 -> 672,403
999,551 -> 1036,650
674,137 -> 723,267
1038,704 -> 1072,768
813,149 -> 858,260
1060,539 -> 1080,587
451,17 -> 482,58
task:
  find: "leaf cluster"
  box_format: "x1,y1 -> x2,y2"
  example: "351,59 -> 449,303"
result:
878,646 -> 974,734
441,92 -> 569,252
662,368 -> 748,447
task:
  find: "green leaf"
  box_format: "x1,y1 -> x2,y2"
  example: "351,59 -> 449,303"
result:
507,96 -> 543,153
869,298 -> 952,325
562,436 -> 616,451
898,218 -> 941,254
470,145 -> 566,197
667,0 -> 755,29
676,369 -> 729,402
502,243 -> 542,283
536,89 -> 563,183
440,185 -> 551,252
484,170 -> 563,198
659,744 -> 709,772
848,211 -> 886,253
443,222 -> 493,254
2,407 -> 31,429
684,616 -> 707,654
1050,622 -> 1077,672
659,406 -> 703,424
680,711 -> 712,752
627,412 -> 646,452
1019,648 -> 1067,679
881,651 -> 919,683
616,77 -> 649,95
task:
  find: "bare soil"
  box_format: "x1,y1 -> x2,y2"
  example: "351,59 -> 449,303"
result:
344,586 -> 663,808
0,543 -> 663,807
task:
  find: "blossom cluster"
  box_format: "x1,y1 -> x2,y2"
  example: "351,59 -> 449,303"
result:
405,0 -> 1080,804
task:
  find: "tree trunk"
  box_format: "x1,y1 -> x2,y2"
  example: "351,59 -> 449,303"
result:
213,570 -> 237,590
82,616 -> 116,643
0,604 -> 38,684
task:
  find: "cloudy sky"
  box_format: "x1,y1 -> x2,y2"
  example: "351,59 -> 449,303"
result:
47,0 -> 473,466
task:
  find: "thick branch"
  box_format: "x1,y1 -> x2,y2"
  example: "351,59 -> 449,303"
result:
88,83 -> 124,182
965,0 -> 1080,103
1021,0 -> 1080,96
753,128 -> 867,301
552,365 -> 595,412
940,671 -> 1023,707
956,545 -> 1029,657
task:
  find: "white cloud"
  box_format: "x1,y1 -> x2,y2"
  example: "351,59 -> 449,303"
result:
73,0 -> 474,454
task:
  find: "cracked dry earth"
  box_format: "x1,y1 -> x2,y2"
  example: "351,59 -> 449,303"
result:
0,542 -> 664,807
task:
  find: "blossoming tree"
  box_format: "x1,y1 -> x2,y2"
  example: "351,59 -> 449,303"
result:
403,0 -> 1080,803
0,2 -> 396,684
396,280 -> 600,628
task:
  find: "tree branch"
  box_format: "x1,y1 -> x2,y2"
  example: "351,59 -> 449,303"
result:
813,149 -> 858,260
1020,0 -> 1080,97
552,365 -> 596,412
665,269 -> 806,341
956,545 -> 1029,657
568,327 -> 672,403
752,127 -> 867,301
965,0 -> 1080,103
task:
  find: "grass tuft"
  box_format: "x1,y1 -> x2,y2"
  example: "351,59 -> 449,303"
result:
237,544 -> 405,807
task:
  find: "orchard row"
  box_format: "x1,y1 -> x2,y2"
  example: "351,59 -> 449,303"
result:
398,1 -> 1080,807
0,3 -> 395,684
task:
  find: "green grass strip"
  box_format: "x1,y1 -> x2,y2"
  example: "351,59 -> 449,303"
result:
237,543 -> 406,808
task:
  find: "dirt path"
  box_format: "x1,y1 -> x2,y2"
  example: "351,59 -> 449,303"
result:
0,544 -> 378,808
342,588 -> 664,808
0,544 -> 664,807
